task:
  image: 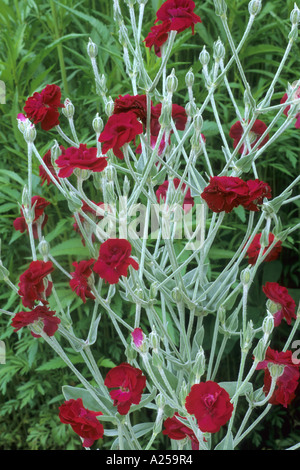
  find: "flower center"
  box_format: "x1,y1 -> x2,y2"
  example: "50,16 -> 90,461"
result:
203,393 -> 216,409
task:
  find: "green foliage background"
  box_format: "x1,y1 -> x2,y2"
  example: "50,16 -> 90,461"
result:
0,0 -> 299,450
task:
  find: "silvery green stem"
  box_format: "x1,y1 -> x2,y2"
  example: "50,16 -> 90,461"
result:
55,125 -> 79,147
233,404 -> 272,447
148,31 -> 177,93
252,378 -> 277,407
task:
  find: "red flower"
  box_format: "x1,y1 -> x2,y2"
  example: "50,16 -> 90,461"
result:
156,178 -> 194,213
55,144 -> 107,178
69,259 -> 96,303
23,84 -> 64,131
13,195 -> 50,239
246,233 -> 282,265
72,200 -> 106,246
163,412 -> 199,450
39,146 -> 65,185
99,112 -> 143,160
113,94 -> 149,127
262,282 -> 296,327
256,347 -> 300,408
185,381 -> 233,433
280,86 -> 300,129
104,362 -> 147,415
59,398 -> 104,447
11,305 -> 60,337
18,260 -> 54,309
229,120 -> 269,154
155,0 -> 202,34
144,20 -> 172,57
201,176 -> 249,213
93,238 -> 139,285
241,179 -> 272,211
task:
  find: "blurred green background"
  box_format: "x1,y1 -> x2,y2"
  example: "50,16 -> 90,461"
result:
0,0 -> 299,450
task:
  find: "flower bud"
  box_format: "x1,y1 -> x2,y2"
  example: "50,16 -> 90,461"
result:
199,46 -> 210,66
166,68 -> 178,94
105,164 -> 116,182
185,68 -> 194,88
179,380 -> 189,406
192,346 -> 206,381
62,98 -> 75,119
240,268 -> 251,285
262,311 -> 274,336
248,0 -> 262,16
24,124 -> 36,143
149,327 -> 160,351
185,100 -> 198,118
92,113 -> 104,134
87,38 -> 98,58
290,4 -> 300,26
213,0 -> 227,16
123,175 -> 130,196
193,112 -> 203,132
241,320 -> 254,352
213,39 -> 225,61
158,100 -> 172,128
218,305 -> 226,325
253,338 -> 269,362
17,113 -> 30,133
38,238 -> 50,257
105,96 -> 115,117
21,185 -> 31,209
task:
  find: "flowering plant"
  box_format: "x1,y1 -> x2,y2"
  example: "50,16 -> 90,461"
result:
1,0 -> 300,451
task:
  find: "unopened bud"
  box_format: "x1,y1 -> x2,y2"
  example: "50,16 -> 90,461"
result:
159,100 -> 172,128
185,100 -> 198,118
105,97 -> 115,117
290,4 -> 300,26
92,113 -> 104,134
248,0 -> 262,16
199,46 -> 210,66
192,346 -> 206,381
149,327 -> 160,351
87,38 -> 98,58
62,98 -> 75,119
166,68 -> 178,94
213,0 -> 227,16
193,112 -> 203,132
172,287 -> 182,303
241,320 -> 254,352
67,192 -> 83,213
240,268 -> 251,285
179,380 -> 189,406
105,164 -> 116,182
22,186 -> 31,209
38,238 -> 50,257
262,311 -> 274,336
123,175 -> 130,196
185,68 -> 194,88
24,124 -> 36,143
213,39 -> 225,61
253,338 -> 269,362
218,305 -> 226,324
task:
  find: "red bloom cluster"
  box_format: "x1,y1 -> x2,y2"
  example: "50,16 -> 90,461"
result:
11,305 -> 60,337
18,260 -> 54,309
13,195 -> 50,239
256,347 -> 300,408
39,146 -> 65,185
93,238 -> 139,285
280,86 -> 300,129
163,412 -> 199,449
100,93 -> 187,160
145,0 -> 202,56
156,178 -> 194,213
246,233 -> 282,266
201,176 -> 271,214
23,84 -> 64,131
55,143 -> 107,178
263,282 -> 296,327
59,398 -> 104,447
104,362 -> 147,415
229,119 -> 269,154
185,381 -> 233,433
69,259 -> 96,303
99,112 -> 143,160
